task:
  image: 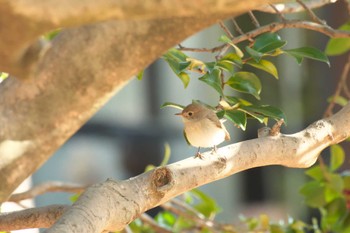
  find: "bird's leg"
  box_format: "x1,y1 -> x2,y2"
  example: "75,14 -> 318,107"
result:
195,147 -> 204,159
211,145 -> 218,154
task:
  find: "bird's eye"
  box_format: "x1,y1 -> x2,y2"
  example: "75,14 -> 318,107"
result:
188,111 -> 193,116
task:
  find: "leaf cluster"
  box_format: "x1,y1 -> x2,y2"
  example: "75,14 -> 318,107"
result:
300,144 -> 350,233
162,32 -> 329,130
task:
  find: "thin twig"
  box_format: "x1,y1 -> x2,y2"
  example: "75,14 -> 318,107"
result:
296,0 -> 326,25
178,20 -> 350,53
219,21 -> 234,39
8,181 -> 86,202
248,11 -> 260,28
231,19 -> 245,35
258,0 -> 339,14
324,54 -> 350,117
269,3 -> 287,22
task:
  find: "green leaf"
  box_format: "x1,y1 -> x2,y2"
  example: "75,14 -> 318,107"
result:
325,22 -> 350,56
252,33 -> 287,53
305,165 -> 324,181
246,59 -> 279,79
160,102 -> 185,110
225,96 -> 252,106
204,62 -> 216,72
240,105 -> 287,124
330,144 -> 345,172
0,72 -> 9,80
270,224 -> 284,233
155,211 -> 176,228
190,189 -> 221,218
199,68 -> 223,95
43,28 -> 61,41
224,110 -> 247,130
216,60 -> 234,73
327,95 -> 348,107
300,181 -> 326,208
136,70 -> 144,80
284,47 -> 330,66
219,35 -> 244,58
163,48 -> 191,88
238,107 -> 265,123
226,72 -> 261,99
245,46 -> 263,62
325,174 -> 344,203
220,53 -> 243,67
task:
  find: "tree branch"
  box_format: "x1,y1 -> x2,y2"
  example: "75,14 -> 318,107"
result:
0,205 -> 68,231
179,20 -> 350,53
8,182 -> 86,202
46,103 -> 350,232
257,0 -> 339,14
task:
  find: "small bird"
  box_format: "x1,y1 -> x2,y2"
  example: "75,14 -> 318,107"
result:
175,102 -> 230,158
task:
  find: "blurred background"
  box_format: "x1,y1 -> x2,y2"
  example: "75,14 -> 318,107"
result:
5,1 -> 349,232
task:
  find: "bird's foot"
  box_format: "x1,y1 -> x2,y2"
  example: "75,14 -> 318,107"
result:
195,152 -> 204,159
211,145 -> 218,155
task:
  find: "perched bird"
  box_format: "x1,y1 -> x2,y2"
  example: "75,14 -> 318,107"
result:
175,102 -> 230,158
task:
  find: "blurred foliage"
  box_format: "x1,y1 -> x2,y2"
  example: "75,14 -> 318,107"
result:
162,32 -> 330,131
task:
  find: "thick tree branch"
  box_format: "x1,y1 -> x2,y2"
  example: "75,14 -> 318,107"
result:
0,0 -> 280,79
46,103 -> 350,232
1,103 -> 350,231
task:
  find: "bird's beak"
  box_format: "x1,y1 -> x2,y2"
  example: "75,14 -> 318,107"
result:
175,112 -> 182,116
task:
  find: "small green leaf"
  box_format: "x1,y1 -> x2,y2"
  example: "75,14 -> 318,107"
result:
43,28 -> 61,41
330,144 -> 345,172
155,211 -> 176,228
325,22 -> 350,56
245,46 -> 263,62
163,49 -> 191,88
160,143 -> 171,166
270,224 -> 284,233
190,189 -> 221,218
136,70 -> 144,80
226,72 -> 261,99
160,102 -> 185,110
284,47 -> 330,66
224,110 -> 247,130
240,104 -> 286,124
177,72 -> 190,88
238,107 -> 265,123
219,35 -> 244,58
305,165 -> 324,181
216,60 -> 234,73
325,174 -> 344,203
204,62 -> 216,72
253,33 -> 287,53
327,95 -> 348,107
199,68 -> 223,95
220,53 -> 243,67
300,181 -> 326,208
0,72 -> 9,81
246,59 -> 279,79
